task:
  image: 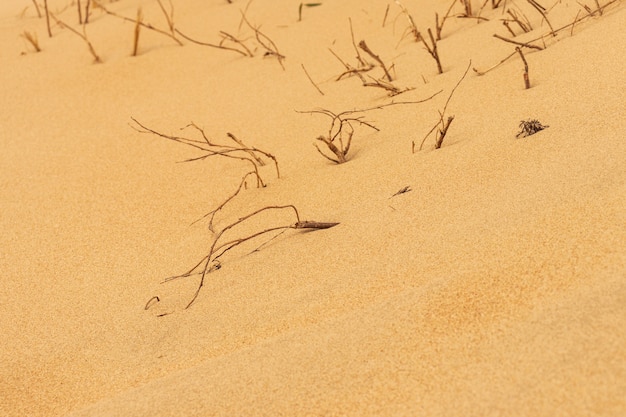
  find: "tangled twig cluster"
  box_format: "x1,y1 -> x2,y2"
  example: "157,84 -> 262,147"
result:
516,119 -> 549,138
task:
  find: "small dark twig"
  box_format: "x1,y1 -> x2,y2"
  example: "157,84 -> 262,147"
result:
516,47 -> 530,89
416,62 -> 471,152
493,33 -> 544,50
358,40 -> 393,81
301,64 -> 325,96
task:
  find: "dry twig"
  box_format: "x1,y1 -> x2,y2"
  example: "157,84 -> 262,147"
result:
415,62 -> 471,152
50,13 -> 101,62
299,95 -> 442,163
516,47 -> 531,88
162,205 -> 339,309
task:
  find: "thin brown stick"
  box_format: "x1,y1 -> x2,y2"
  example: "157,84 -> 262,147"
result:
93,0 -> 183,46
358,40 -> 393,81
50,13 -> 101,62
416,62 -> 471,151
131,118 -> 279,184
493,33 -> 544,50
502,20 -> 517,36
434,116 -> 454,149
382,4 -> 390,27
527,0 -> 556,35
77,0 -> 83,24
21,31 -> 41,52
192,171 -> 260,232
394,0 -> 421,41
473,50 -> 516,75
184,205 -> 318,308
174,29 -> 250,57
420,28 -> 443,74
43,0 -> 52,37
31,0 -> 42,18
132,8 -> 142,56
300,94 -> 442,163
301,64 -> 325,96
240,11 -> 286,69
436,0 -> 457,40
84,0 -> 91,24
506,9 -> 532,32
516,47 -> 530,88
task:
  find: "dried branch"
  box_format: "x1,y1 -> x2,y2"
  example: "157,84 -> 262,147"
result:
43,0 -> 52,37
472,50 -> 516,75
132,8 -> 142,56
301,63 -> 325,96
527,0 -> 556,36
394,0 -> 421,41
516,47 -> 530,88
436,0 -> 458,40
20,31 -> 41,52
240,10 -> 285,69
420,27 -> 443,74
170,205 -> 338,309
92,0 -> 183,46
299,94 -> 442,163
415,62 -> 471,152
358,40 -> 393,81
174,29 -> 251,57
49,13 -> 101,62
493,33 -> 544,50
130,118 -> 279,185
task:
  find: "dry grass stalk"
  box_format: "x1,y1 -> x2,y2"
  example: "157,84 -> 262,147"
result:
31,0 -> 42,18
394,0 -> 421,42
472,50 -> 517,75
300,96 -> 442,163
462,0 -> 473,17
240,11 -> 286,69
436,0 -> 457,40
358,40 -> 393,81
84,0 -> 92,24
132,8 -> 142,56
93,0 -> 183,46
527,0 -> 556,36
162,205 -> 339,309
174,29 -> 252,57
415,62 -> 471,152
190,171 -> 264,233
130,118 -> 279,185
301,64 -> 325,95
505,8 -> 532,33
420,28 -> 444,74
474,0 -> 620,75
382,4 -> 390,27
50,13 -> 101,62
43,0 -> 52,37
21,30 -> 41,52
361,76 -> 414,97
77,0 -> 83,24
516,47 -> 531,88
329,48 -> 375,80
493,33 -> 544,50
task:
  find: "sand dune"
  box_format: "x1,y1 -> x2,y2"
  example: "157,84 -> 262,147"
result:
1,0 -> 625,415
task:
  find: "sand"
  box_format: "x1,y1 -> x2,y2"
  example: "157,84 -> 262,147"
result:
1,0 -> 625,415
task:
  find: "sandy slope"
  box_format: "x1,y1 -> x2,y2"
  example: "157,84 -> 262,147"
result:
1,0 -> 625,416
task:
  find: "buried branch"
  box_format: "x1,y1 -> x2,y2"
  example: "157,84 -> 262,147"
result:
415,62 -> 471,152
162,205 -> 339,309
299,94 -> 441,164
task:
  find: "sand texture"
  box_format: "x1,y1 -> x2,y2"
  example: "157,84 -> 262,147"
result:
1,0 -> 625,415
